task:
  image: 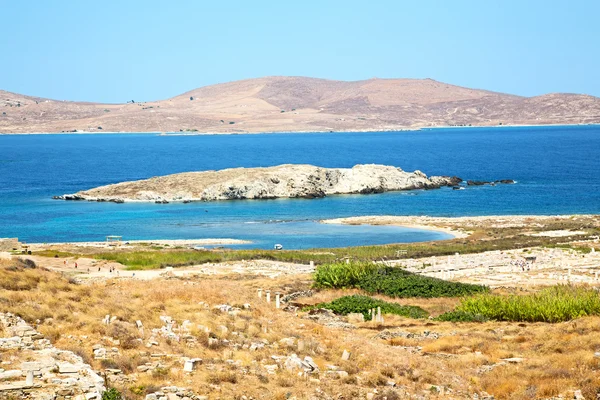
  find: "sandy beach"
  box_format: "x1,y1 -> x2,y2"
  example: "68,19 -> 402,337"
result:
321,214 -> 600,240
321,216 -> 469,239
23,238 -> 250,252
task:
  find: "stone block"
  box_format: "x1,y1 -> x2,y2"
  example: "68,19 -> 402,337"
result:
0,370 -> 22,380
341,349 -> 351,361
58,363 -> 79,374
25,370 -> 34,386
21,362 -> 41,371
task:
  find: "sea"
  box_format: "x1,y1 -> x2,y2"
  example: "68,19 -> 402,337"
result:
0,125 -> 599,249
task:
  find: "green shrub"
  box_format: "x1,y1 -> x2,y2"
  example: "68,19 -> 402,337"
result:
314,262 -> 378,288
305,295 -> 428,320
102,388 -> 123,400
314,263 -> 488,298
435,310 -> 489,322
359,267 -> 488,298
454,285 -> 600,322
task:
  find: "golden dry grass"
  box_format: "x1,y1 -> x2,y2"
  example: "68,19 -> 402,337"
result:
1,259 -> 600,399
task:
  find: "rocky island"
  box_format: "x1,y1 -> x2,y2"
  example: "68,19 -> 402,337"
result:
54,164 -> 463,203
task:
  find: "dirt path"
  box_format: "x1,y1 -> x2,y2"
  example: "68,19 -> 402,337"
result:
20,255 -> 313,280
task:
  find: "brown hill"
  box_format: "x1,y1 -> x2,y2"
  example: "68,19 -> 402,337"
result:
1,76 -> 599,133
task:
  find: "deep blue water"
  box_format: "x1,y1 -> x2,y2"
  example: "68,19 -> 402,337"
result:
1,125 -> 599,248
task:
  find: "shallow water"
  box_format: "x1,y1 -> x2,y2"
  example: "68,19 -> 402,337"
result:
1,125 -> 598,247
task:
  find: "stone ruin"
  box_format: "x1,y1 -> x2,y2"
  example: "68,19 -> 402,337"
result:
0,313 -> 105,400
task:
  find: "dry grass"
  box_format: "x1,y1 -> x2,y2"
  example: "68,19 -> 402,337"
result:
1,258 -> 600,399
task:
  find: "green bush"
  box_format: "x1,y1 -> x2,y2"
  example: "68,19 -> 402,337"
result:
314,262 -> 378,288
314,263 -> 488,298
102,388 -> 123,400
359,267 -> 488,298
454,285 -> 600,322
435,310 -> 489,322
305,295 -> 428,320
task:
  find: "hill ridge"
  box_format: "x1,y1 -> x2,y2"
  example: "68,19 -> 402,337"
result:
1,76 -> 599,133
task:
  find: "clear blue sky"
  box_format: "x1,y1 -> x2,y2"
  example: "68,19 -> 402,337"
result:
1,0 -> 599,103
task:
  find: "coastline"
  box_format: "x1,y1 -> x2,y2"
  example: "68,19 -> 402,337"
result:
320,214 -> 600,241
25,238 -> 251,249
321,216 -> 469,239
14,214 -> 599,252
1,122 -> 598,136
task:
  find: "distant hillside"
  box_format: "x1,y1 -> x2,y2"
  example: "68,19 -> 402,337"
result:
1,76 -> 600,133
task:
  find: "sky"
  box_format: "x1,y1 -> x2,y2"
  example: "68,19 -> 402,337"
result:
1,0 -> 599,103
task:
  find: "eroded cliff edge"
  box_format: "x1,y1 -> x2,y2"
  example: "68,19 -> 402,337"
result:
54,164 -> 463,203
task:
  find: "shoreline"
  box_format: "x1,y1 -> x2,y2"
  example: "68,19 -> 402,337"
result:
25,238 -> 251,249
320,216 -> 469,239
1,123 -> 598,136
19,214 -> 600,249
320,214 -> 600,240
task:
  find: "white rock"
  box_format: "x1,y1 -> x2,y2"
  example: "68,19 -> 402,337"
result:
58,363 -> 80,373
341,349 -> 351,361
21,362 -> 42,371
0,370 -> 22,380
284,354 -> 304,371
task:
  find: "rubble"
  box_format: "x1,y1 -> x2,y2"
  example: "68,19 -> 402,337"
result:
0,313 -> 105,400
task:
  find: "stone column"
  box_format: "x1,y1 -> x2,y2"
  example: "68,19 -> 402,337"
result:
265,290 -> 271,303
258,288 -> 263,299
26,370 -> 34,386
275,292 -> 280,309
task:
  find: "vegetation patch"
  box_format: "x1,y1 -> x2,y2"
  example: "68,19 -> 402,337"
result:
32,250 -> 77,258
304,295 -> 428,320
92,250 -> 225,270
449,285 -> 600,322
313,262 -> 378,288
314,262 -> 488,298
435,310 -> 489,322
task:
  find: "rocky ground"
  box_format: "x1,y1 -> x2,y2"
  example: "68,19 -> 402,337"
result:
2,250 -> 600,400
0,313 -> 105,400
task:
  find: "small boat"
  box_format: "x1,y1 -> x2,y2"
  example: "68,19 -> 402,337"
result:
274,244 -> 283,250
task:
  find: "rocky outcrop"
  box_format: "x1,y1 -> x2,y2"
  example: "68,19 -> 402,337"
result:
54,164 -> 463,203
467,179 -> 516,186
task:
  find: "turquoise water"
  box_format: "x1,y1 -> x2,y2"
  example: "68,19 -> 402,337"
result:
1,125 -> 599,247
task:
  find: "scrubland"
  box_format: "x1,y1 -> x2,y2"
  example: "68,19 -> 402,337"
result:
2,255 -> 600,399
